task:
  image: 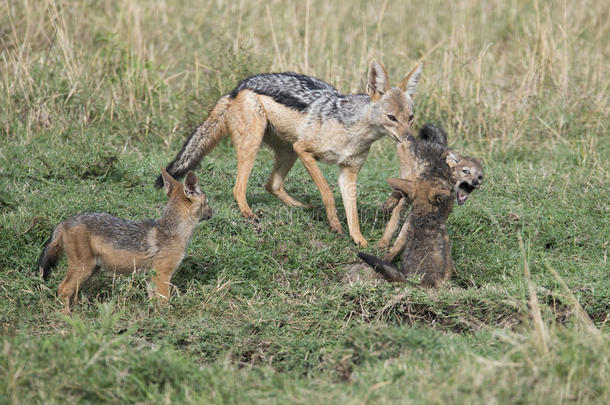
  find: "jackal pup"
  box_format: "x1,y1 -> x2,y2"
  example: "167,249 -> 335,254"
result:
38,170 -> 212,313
377,124 -> 483,255
359,176 -> 454,288
156,59 -> 423,246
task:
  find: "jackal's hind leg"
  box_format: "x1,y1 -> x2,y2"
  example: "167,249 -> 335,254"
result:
293,142 -> 342,234
227,96 -> 266,220
265,148 -> 309,208
58,259 -> 96,313
234,144 -> 262,220
151,272 -> 172,301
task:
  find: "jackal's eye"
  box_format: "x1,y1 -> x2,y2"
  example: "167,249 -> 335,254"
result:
387,114 -> 397,122
462,169 -> 470,175
409,114 -> 414,123
478,175 -> 483,180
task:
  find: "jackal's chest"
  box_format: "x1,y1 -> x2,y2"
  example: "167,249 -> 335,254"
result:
313,146 -> 367,166
89,233 -> 158,273
307,123 -> 383,166
401,227 -> 451,270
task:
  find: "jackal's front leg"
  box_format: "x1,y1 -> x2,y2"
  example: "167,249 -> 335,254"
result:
338,165 -> 367,246
382,220 -> 412,262
376,196 -> 407,249
151,259 -> 180,301
293,143 -> 343,234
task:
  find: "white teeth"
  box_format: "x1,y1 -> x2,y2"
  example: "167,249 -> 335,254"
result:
456,191 -> 468,205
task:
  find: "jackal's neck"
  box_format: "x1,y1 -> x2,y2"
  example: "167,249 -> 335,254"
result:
408,210 -> 445,232
334,94 -> 372,124
331,94 -> 387,139
157,204 -> 198,243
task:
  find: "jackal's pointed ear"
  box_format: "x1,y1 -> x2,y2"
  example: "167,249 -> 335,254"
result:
183,171 -> 201,198
399,64 -> 423,99
388,178 -> 415,201
444,151 -> 460,169
367,59 -> 390,101
161,169 -> 179,196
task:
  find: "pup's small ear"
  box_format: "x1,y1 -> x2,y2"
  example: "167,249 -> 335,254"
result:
183,171 -> 201,198
444,151 -> 460,169
367,59 -> 390,101
399,63 -> 423,99
161,168 -> 179,196
388,178 -> 415,200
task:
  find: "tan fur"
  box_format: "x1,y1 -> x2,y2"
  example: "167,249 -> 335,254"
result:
39,170 -> 212,313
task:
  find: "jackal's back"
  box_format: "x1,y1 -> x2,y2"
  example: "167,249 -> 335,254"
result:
229,72 -> 343,112
63,212 -> 157,252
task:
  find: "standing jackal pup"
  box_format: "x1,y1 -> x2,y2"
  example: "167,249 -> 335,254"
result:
38,170 -> 212,313
156,60 -> 423,246
359,177 -> 454,288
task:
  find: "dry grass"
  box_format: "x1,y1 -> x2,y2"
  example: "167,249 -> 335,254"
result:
2,0 -> 608,145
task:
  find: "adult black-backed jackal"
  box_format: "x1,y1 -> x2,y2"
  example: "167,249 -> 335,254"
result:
157,60 -> 422,246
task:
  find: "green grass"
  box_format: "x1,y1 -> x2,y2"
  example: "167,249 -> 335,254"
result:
1,0 -> 609,403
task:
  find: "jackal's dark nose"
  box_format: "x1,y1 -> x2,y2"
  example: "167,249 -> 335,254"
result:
472,179 -> 480,187
201,208 -> 214,221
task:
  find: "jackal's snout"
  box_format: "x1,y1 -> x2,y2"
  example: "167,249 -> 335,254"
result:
400,128 -> 415,142
200,205 -> 214,221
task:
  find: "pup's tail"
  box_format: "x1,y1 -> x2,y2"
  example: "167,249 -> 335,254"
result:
155,96 -> 232,188
358,253 -> 407,283
418,124 -> 447,147
37,224 -> 64,281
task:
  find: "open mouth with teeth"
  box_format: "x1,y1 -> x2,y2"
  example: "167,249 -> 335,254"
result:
456,182 -> 476,205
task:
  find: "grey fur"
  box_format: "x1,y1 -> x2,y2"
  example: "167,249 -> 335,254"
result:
230,72 -> 373,125
61,213 -> 158,252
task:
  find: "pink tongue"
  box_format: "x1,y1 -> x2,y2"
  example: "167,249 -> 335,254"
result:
457,191 -> 469,205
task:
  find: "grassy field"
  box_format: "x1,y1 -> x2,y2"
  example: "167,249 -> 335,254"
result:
1,0 -> 608,403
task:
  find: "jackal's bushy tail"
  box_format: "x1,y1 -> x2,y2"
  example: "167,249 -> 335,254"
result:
38,225 -> 64,281
357,253 -> 407,283
155,96 -> 231,188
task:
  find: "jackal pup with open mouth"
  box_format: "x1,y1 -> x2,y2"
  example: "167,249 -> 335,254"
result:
38,170 -> 212,313
377,124 -> 483,258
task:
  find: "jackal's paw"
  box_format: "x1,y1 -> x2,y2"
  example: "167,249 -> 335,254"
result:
285,200 -> 312,209
375,239 -> 390,250
329,221 -> 344,234
351,234 -> 368,247
294,202 -> 314,209
243,211 -> 260,223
